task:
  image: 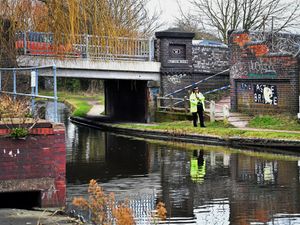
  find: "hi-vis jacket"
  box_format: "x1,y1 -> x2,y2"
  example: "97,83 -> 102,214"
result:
189,92 -> 205,113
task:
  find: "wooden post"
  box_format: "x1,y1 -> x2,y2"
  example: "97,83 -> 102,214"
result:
210,100 -> 216,122
298,96 -> 300,119
156,94 -> 160,111
169,95 -> 174,111
184,96 -> 189,113
223,105 -> 230,124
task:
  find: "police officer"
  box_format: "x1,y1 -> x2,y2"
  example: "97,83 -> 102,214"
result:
189,86 -> 206,127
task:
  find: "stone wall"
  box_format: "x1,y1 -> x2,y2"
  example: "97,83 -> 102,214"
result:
229,30 -> 300,114
0,123 -> 66,207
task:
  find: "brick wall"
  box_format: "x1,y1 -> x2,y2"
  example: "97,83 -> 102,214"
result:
0,123 -> 66,207
192,44 -> 229,74
229,30 -> 300,114
155,30 -> 230,99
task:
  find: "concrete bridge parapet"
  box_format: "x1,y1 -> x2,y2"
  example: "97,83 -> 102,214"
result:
17,56 -> 161,81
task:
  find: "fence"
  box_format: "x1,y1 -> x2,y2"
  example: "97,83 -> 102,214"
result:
0,65 -> 58,122
16,31 -> 154,61
155,95 -> 230,122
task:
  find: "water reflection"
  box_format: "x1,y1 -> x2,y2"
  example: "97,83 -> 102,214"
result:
48,102 -> 300,224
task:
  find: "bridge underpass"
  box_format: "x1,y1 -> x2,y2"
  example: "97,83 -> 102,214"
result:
17,56 -> 161,123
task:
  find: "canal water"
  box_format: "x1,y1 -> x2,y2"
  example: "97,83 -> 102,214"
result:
48,102 -> 300,225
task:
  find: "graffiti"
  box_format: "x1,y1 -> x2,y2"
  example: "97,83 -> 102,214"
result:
254,84 -> 278,105
232,60 -> 277,78
3,149 -> 20,158
248,43 -> 269,57
248,60 -> 275,74
240,83 -> 251,90
248,73 -> 276,78
232,33 -> 251,47
42,184 -> 57,200
230,62 -> 248,78
167,74 -> 187,84
250,31 -> 300,56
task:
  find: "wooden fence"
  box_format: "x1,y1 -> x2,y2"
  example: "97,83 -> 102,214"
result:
155,94 -> 230,122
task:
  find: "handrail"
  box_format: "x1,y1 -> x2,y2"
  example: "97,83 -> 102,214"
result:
0,65 -> 58,122
15,31 -> 154,61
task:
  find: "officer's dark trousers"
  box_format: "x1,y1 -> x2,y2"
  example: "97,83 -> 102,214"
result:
192,104 -> 205,127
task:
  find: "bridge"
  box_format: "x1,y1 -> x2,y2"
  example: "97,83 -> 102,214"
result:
16,31 -> 160,81
1,30 -> 233,123
9,31 -> 164,123
3,29 -> 300,125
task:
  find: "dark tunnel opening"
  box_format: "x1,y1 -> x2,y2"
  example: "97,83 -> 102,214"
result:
0,191 -> 41,209
105,80 -> 148,122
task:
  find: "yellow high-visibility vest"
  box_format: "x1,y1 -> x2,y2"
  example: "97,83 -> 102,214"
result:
189,92 -> 205,113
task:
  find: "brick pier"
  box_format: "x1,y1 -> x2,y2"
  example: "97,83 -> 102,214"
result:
0,122 -> 66,207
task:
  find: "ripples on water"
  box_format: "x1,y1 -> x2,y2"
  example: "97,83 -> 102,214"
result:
47,102 -> 300,225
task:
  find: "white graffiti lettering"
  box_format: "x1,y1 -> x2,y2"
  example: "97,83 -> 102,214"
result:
167,74 -> 187,84
248,59 -> 276,75
254,84 -> 278,105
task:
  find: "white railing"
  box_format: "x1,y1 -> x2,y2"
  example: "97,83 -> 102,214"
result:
15,31 -> 154,61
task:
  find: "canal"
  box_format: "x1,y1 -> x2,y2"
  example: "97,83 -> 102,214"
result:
49,102 -> 300,225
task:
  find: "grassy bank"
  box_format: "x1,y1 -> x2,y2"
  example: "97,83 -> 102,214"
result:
118,120 -> 300,141
248,115 -> 300,131
40,90 -> 104,117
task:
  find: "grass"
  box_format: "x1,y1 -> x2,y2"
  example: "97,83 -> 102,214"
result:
248,115 -> 300,131
118,120 -> 300,140
39,90 -> 104,117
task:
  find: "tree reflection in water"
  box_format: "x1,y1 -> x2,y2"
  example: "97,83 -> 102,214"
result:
47,102 -> 300,225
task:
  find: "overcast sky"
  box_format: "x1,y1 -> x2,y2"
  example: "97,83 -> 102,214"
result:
147,0 -> 192,29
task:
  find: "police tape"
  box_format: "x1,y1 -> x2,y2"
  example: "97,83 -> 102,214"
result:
173,85 -> 231,106
164,69 -> 229,98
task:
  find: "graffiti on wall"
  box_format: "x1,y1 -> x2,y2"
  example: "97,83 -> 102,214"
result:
240,83 -> 252,91
248,59 -> 276,77
231,62 -> 248,78
232,32 -> 269,57
231,60 -> 277,79
167,74 -> 187,84
254,84 -> 278,105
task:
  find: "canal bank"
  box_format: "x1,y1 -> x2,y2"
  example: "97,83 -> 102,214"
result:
36,102 -> 300,225
0,208 -> 83,225
70,116 -> 300,152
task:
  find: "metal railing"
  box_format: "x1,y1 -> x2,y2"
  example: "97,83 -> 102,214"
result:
16,31 -> 154,61
0,65 -> 58,122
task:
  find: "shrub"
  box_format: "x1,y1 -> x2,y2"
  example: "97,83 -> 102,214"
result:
10,127 -> 29,138
73,179 -> 168,225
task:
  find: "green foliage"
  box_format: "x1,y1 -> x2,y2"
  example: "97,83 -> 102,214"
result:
72,101 -> 92,117
248,115 -> 300,131
58,78 -> 81,92
10,127 -> 29,138
39,90 -> 103,117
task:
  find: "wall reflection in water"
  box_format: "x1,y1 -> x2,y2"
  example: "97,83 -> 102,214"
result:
65,123 -> 300,225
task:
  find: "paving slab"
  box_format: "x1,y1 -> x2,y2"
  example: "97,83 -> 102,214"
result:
0,208 -> 81,225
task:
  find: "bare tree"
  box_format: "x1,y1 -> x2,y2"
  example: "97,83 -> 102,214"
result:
186,0 -> 300,43
174,4 -> 220,40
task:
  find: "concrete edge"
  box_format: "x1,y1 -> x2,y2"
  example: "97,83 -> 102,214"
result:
69,116 -> 300,152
